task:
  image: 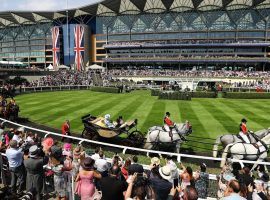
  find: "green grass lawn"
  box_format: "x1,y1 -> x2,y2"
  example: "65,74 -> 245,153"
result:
15,90 -> 270,152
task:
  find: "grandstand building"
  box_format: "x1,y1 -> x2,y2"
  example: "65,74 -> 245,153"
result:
0,0 -> 270,70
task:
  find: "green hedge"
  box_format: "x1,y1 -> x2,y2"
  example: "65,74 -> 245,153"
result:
90,86 -> 120,93
151,90 -> 161,96
190,92 -> 217,98
223,92 -> 270,99
158,92 -> 191,100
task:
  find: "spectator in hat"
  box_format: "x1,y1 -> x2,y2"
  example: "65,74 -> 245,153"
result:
75,157 -> 101,200
150,165 -> 173,200
6,140 -> 25,195
24,145 -> 44,200
194,163 -> 209,199
50,145 -> 66,200
148,157 -> 160,178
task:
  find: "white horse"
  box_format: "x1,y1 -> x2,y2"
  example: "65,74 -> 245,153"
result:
220,133 -> 270,171
143,121 -> 192,154
213,128 -> 270,157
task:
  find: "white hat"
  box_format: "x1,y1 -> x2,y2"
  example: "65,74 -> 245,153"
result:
104,114 -> 110,120
159,165 -> 172,181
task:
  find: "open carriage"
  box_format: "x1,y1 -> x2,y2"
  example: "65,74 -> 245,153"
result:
81,114 -> 144,147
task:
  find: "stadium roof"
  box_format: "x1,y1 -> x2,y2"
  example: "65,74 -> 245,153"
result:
0,0 -> 269,27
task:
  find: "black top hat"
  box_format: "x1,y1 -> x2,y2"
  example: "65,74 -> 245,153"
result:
241,118 -> 247,123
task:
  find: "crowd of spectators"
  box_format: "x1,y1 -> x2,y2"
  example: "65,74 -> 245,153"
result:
27,70 -> 98,87
104,40 -> 268,48
0,125 -> 270,200
20,69 -> 270,90
108,69 -> 270,79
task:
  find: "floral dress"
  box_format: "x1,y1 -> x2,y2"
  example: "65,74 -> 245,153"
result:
195,172 -> 209,199
52,164 -> 67,197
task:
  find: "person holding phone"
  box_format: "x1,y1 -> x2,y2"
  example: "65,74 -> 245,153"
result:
194,163 -> 209,199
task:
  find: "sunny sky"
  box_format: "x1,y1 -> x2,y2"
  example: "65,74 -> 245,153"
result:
0,0 -> 102,11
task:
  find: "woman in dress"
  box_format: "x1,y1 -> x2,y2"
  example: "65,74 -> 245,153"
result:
50,145 -> 67,200
75,157 -> 101,200
179,163 -> 193,189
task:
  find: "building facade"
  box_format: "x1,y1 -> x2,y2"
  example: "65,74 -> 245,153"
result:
0,0 -> 269,70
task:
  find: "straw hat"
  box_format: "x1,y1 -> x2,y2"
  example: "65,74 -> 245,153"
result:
159,165 -> 172,181
151,157 -> 160,166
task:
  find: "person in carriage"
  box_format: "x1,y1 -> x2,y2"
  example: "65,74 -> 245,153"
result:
104,114 -> 116,129
164,112 -> 187,142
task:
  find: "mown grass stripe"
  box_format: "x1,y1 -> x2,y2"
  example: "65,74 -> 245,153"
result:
33,93 -> 110,122
198,100 -> 237,133
178,101 -> 209,151
20,92 -> 104,116
214,100 -> 264,131
190,100 -> 228,136
36,93 -> 125,131
141,101 -> 166,132
111,95 -> 145,120
220,100 -> 267,129
165,100 -> 181,123
129,96 -> 156,133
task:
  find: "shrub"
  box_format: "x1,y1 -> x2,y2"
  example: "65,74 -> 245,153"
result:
151,90 -> 161,96
190,92 -> 217,98
90,86 -> 120,93
223,92 -> 270,99
158,91 -> 191,100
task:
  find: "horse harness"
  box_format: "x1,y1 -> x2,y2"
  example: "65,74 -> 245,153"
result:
230,140 -> 268,160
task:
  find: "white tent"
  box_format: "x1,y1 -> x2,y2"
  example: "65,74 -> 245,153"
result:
85,64 -> 105,72
47,64 -> 54,71
57,65 -> 70,70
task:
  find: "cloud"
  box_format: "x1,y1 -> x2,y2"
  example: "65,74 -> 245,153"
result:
0,0 -> 101,11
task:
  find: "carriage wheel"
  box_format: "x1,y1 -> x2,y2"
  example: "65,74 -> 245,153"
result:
81,129 -> 97,140
128,131 -> 145,147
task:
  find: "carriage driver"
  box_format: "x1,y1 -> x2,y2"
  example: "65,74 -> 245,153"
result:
239,118 -> 251,143
164,112 -> 175,141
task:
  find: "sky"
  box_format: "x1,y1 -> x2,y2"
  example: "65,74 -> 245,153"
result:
0,0 -> 102,11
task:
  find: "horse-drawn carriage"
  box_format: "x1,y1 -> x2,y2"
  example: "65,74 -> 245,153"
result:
81,114 -> 144,147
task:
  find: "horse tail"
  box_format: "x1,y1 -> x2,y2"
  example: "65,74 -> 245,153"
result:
213,136 -> 222,158
143,130 -> 152,149
220,143 -> 234,168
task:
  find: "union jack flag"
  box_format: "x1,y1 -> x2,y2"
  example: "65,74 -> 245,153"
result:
51,27 -> 60,69
74,25 -> 85,71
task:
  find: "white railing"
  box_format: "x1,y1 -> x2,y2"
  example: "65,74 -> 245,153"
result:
1,117 -> 270,167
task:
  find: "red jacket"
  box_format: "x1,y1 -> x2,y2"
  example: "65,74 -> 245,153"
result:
164,116 -> 174,127
62,122 -> 70,135
240,123 -> 248,134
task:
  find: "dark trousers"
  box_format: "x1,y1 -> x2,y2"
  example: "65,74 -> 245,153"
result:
10,165 -> 25,193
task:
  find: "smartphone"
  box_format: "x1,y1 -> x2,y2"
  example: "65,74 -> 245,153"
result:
173,178 -> 179,188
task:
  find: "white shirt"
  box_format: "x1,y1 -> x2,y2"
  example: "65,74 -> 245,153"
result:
95,158 -> 109,172
12,134 -> 22,143
91,153 -> 100,161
